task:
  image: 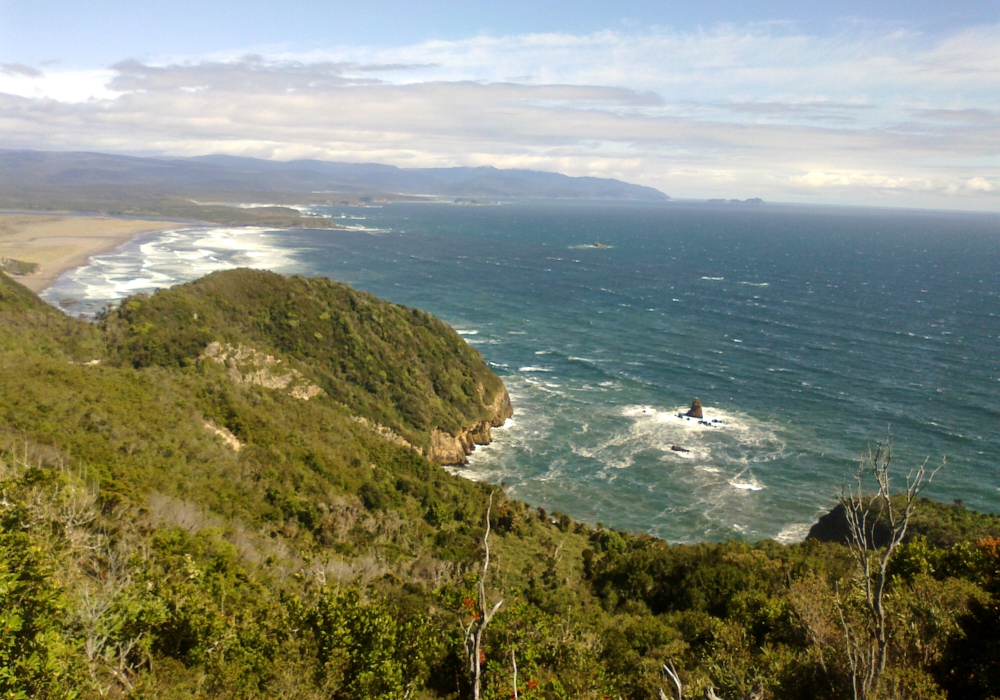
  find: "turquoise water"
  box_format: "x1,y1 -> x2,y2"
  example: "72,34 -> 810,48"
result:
44,201 -> 1000,542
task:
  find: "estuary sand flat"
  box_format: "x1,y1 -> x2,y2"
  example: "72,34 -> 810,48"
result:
0,214 -> 183,292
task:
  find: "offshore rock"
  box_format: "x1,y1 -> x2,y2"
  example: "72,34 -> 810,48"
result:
429,388 -> 513,465
686,398 -> 704,419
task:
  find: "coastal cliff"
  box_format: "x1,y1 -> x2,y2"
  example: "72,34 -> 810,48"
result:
430,388 -> 513,465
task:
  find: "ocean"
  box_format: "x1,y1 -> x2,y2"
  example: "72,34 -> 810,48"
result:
42,201 -> 1000,543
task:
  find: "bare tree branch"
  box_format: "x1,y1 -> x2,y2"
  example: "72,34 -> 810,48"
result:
837,432 -> 942,700
511,648 -> 518,700
661,662 -> 764,700
466,491 -> 503,700
663,662 -> 683,700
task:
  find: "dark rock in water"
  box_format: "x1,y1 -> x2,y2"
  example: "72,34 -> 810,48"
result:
686,398 -> 703,419
671,445 -> 689,452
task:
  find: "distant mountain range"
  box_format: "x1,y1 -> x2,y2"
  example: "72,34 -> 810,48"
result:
0,149 -> 668,202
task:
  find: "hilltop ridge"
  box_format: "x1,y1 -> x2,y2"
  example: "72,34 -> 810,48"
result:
0,149 -> 670,212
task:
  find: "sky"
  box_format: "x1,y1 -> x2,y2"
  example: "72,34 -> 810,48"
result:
1,1 -> 998,210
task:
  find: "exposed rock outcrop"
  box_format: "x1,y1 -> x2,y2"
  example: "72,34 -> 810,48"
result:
429,389 -> 513,465
204,420 -> 242,452
351,416 -> 424,456
200,342 -> 323,401
686,398 -> 703,419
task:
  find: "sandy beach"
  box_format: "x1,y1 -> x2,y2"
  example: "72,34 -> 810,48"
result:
0,214 -> 183,293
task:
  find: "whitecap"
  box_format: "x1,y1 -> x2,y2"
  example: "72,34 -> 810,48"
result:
442,466 -> 491,482
338,225 -> 391,233
701,276 -> 725,281
455,329 -> 479,335
41,226 -> 305,315
518,366 -> 553,372
774,523 -> 813,544
729,468 -> 764,491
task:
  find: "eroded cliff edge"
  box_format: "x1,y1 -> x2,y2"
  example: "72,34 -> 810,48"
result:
429,388 -> 513,465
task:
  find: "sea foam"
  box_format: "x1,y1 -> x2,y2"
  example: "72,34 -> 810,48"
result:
42,226 -> 304,316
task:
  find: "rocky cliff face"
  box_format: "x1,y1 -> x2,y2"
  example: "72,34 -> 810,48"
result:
429,389 -> 513,465
200,341 -> 323,400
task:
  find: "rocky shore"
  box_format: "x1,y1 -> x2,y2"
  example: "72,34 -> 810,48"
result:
429,388 -> 514,465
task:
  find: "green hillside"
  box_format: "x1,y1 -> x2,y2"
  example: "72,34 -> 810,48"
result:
99,269 -> 509,451
1,270 -> 998,700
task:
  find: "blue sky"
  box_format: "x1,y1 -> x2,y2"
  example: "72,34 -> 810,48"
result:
3,1 -> 998,63
1,1 -> 998,209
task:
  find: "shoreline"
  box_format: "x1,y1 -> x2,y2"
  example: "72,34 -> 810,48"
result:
0,213 -> 186,294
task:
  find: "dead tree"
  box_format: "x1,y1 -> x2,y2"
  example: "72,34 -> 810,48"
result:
660,663 -> 763,700
660,662 -> 683,700
465,491 -> 503,700
838,434 -> 941,700
511,648 -> 519,699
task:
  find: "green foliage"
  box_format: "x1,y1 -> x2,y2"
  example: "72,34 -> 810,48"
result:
99,269 -> 506,451
0,272 -> 104,360
809,496 -> 1000,550
0,532 -> 79,699
308,587 -> 438,699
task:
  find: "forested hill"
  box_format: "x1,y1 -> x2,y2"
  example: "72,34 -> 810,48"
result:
1,269 -> 999,700
99,269 -> 512,458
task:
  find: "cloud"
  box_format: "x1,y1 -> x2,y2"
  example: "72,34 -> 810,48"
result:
916,108 -> 999,124
0,23 -> 998,209
1,63 -> 43,78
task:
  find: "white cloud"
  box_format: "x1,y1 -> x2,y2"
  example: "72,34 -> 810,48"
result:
1,23 -> 998,209
967,177 -> 995,192
0,68 -> 121,103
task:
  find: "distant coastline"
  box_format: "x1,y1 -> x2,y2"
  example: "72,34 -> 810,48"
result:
0,213 -> 184,293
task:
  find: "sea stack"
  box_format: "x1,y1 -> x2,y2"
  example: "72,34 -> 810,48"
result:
686,398 -> 703,419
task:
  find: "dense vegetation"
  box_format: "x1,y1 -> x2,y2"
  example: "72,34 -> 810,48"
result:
1,269 -> 998,700
100,269 -> 507,451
